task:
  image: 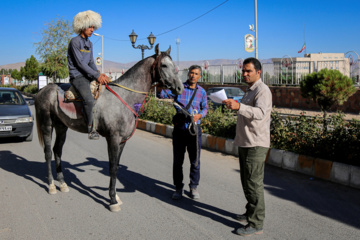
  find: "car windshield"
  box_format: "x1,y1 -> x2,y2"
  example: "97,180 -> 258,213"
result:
0,90 -> 25,105
225,88 -> 244,98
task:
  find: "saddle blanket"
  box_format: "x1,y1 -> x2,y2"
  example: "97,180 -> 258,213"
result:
57,86 -> 85,120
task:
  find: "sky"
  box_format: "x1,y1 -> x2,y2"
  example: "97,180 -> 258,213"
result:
0,0 -> 359,68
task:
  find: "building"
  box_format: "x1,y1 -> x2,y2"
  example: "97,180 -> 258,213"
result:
271,53 -> 350,85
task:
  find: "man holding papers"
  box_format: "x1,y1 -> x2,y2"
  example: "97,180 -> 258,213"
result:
223,58 -> 272,237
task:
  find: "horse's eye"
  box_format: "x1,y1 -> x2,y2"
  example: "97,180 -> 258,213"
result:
161,64 -> 167,68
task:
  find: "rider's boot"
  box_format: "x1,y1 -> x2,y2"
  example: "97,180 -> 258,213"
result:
88,125 -> 100,140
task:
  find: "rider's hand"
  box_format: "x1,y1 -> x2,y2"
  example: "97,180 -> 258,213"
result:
97,74 -> 110,85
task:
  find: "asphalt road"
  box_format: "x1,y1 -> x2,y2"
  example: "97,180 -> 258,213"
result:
0,105 -> 360,240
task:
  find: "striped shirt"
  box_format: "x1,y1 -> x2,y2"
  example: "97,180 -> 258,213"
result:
160,81 -> 208,129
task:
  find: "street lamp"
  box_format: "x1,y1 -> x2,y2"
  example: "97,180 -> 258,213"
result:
281,55 -> 293,85
93,33 -> 104,73
129,30 -> 156,59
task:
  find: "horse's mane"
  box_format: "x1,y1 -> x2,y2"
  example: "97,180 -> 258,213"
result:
115,52 -> 171,83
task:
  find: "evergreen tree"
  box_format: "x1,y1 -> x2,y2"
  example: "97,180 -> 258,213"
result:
300,68 -> 356,130
23,55 -> 40,82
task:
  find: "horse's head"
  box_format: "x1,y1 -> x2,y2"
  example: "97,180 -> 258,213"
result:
152,44 -> 184,95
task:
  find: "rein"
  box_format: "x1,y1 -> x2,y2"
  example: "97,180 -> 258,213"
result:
104,55 -> 163,143
105,84 -> 148,143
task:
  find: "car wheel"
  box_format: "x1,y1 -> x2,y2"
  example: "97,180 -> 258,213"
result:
25,131 -> 33,142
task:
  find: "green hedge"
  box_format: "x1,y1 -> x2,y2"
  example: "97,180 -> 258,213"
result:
140,97 -> 360,167
271,111 -> 360,166
0,84 -> 38,94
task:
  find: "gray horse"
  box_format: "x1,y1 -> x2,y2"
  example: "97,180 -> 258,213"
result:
35,45 -> 183,212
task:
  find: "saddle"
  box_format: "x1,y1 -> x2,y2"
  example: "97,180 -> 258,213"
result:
56,81 -> 103,120
64,80 -> 101,102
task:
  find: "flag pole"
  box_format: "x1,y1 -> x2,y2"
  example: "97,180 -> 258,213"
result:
303,24 -> 306,55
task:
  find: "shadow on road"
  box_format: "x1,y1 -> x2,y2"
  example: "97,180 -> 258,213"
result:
3,150 -> 359,230
263,165 -> 360,229
68,157 -> 240,230
0,150 -> 48,192
0,151 -> 110,210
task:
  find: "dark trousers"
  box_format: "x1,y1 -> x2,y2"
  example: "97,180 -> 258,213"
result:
70,76 -> 95,131
238,146 -> 268,229
172,125 -> 202,190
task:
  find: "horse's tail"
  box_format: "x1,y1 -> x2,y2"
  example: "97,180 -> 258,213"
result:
35,101 -> 44,149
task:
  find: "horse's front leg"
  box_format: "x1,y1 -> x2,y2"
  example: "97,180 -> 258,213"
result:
53,124 -> 69,193
106,135 -> 126,212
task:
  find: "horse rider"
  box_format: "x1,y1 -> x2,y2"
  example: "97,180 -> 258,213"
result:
67,10 -> 109,140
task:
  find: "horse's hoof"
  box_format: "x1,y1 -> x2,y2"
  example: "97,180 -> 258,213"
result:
60,183 -> 69,192
116,194 -> 123,205
49,184 -> 57,195
109,204 -> 121,212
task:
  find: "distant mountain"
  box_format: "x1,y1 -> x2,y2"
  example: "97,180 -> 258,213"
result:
0,62 -> 25,71
0,58 -> 273,73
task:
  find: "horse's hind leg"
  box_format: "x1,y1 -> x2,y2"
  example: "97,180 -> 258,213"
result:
53,122 -> 69,193
41,125 -> 57,194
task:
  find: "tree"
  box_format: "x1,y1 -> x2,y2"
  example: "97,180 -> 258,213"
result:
11,69 -> 22,83
300,68 -> 356,130
34,16 -> 72,82
23,55 -> 40,83
20,67 -> 25,83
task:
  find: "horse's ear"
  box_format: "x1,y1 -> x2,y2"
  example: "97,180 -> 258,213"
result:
155,44 -> 160,56
166,45 -> 171,55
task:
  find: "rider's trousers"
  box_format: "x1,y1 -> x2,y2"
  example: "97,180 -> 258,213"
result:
70,76 -> 95,131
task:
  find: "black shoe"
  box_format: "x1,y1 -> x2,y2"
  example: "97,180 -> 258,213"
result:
172,189 -> 183,200
235,224 -> 263,236
88,131 -> 100,140
233,213 -> 248,222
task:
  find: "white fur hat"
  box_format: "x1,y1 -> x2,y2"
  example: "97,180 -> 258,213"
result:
72,10 -> 102,34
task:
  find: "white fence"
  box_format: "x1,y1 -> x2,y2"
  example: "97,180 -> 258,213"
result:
9,60 -> 359,87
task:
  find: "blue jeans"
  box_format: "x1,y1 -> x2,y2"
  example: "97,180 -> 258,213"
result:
172,125 -> 202,190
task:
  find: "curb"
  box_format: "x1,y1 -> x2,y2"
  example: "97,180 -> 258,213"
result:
137,119 -> 360,190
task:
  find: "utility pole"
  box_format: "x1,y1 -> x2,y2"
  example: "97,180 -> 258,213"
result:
255,0 -> 258,59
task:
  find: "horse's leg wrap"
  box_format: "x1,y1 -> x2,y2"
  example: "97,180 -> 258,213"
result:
49,180 -> 57,195
116,194 -> 123,205
60,182 -> 69,192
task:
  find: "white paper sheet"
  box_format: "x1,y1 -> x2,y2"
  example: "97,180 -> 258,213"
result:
208,89 -> 228,103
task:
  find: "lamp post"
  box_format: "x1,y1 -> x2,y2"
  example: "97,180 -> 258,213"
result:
345,51 -> 360,83
129,30 -> 156,59
93,33 -> 104,73
281,55 -> 293,85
